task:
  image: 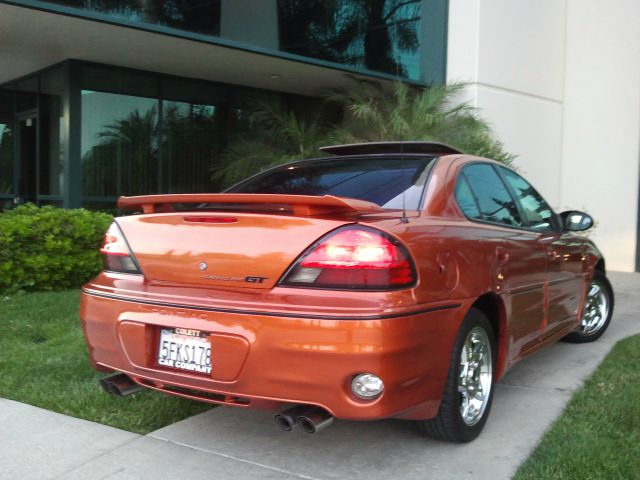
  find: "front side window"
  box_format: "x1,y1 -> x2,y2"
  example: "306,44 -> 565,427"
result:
458,164 -> 523,227
498,167 -> 556,232
228,156 -> 434,210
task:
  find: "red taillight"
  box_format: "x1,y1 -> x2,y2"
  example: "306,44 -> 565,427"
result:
100,223 -> 141,274
279,227 -> 416,290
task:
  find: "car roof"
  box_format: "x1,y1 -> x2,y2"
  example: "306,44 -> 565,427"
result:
319,141 -> 462,156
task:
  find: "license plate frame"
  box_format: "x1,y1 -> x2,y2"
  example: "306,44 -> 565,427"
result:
157,328 -> 212,375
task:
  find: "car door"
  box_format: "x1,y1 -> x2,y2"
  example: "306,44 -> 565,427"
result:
497,166 -> 585,340
544,232 -> 587,338
457,163 -> 548,361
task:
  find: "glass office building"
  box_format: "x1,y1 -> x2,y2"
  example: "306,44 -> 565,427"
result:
0,0 -> 448,210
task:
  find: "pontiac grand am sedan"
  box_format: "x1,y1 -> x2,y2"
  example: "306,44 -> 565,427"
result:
81,141 -> 613,442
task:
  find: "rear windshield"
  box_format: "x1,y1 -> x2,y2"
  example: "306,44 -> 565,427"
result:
227,157 -> 435,210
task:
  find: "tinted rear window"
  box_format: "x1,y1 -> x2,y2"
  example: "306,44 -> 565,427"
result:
228,157 -> 435,210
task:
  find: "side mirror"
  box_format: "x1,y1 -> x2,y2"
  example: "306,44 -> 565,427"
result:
560,210 -> 593,232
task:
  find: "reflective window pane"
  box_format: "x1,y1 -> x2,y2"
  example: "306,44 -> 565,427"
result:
455,174 -> 481,220
36,1 -> 431,81
230,157 -> 434,210
163,101 -> 221,193
278,0 -> 422,80
16,77 -> 38,112
39,68 -> 66,196
47,1 -> 220,36
81,65 -> 158,98
0,122 -> 12,195
463,164 -> 523,227
0,89 -> 14,196
81,90 -> 159,198
499,167 -> 555,232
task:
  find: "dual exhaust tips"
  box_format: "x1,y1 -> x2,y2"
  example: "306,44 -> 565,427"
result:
100,374 -> 333,434
274,405 -> 334,434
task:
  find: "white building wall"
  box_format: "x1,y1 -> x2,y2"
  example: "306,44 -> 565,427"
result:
560,0 -> 640,272
447,0 -> 640,271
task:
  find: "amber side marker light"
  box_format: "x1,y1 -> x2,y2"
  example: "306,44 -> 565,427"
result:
100,222 -> 141,274
280,226 -> 416,290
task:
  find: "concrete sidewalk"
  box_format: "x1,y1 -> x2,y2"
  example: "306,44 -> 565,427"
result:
2,272 -> 639,480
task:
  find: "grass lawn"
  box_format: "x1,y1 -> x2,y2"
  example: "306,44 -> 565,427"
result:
514,334 -> 640,479
0,290 -> 211,434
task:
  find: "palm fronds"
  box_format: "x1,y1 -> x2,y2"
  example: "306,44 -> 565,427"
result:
214,82 -> 515,188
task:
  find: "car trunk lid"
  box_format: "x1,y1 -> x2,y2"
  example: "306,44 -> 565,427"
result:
114,194 -> 382,289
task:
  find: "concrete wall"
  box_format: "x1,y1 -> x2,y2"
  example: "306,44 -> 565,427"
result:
447,0 -> 640,271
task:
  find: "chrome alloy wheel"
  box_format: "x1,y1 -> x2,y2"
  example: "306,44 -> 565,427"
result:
580,281 -> 610,335
458,326 -> 493,426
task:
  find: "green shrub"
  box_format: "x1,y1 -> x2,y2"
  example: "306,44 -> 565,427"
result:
0,204 -> 112,293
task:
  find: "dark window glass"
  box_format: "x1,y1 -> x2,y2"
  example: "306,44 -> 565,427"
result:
163,101 -> 221,193
16,77 -> 38,112
229,157 -> 434,209
81,65 -> 158,98
463,164 -> 523,227
17,115 -> 37,203
455,174 -> 481,219
45,1 -> 220,36
499,167 -> 555,232
0,122 -> 13,195
39,68 -> 66,196
81,90 -> 159,199
278,0 -> 422,80
162,78 -> 226,106
0,89 -> 14,196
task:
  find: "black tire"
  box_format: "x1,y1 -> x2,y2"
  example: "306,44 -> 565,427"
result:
563,270 -> 614,343
417,308 -> 496,443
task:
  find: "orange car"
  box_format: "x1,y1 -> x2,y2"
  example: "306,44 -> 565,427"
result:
80,142 -> 613,442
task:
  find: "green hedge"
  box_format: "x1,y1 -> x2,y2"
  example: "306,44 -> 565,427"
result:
0,204 -> 112,293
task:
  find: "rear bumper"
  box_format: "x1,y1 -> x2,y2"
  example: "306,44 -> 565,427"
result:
80,289 -> 469,421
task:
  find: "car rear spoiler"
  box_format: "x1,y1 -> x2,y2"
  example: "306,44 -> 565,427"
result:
117,193 -> 384,216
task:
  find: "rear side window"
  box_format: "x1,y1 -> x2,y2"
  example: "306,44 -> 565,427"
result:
498,167 -> 556,231
228,157 -> 435,210
455,175 -> 482,219
458,164 -> 523,227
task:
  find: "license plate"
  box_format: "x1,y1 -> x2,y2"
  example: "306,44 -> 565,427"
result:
157,328 -> 212,374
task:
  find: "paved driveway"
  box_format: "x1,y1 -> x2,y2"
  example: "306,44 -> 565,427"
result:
2,272 -> 639,480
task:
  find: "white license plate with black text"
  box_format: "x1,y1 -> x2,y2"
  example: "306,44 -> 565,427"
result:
157,328 -> 212,374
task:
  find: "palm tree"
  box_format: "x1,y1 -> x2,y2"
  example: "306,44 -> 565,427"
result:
214,82 -> 514,188
212,95 -> 334,188
329,81 -> 515,164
